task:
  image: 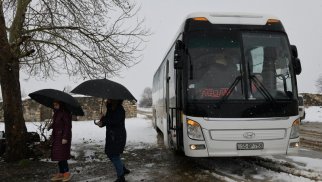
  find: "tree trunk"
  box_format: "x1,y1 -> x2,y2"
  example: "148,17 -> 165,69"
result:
0,57 -> 28,162
0,0 -> 29,162
0,0 -> 30,162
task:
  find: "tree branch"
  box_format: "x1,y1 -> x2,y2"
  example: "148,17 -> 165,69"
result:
25,26 -> 81,33
4,0 -> 149,79
18,48 -> 34,58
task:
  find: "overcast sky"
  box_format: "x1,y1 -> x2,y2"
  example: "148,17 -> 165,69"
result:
18,0 -> 322,99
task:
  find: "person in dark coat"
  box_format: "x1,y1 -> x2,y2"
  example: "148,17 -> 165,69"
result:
97,99 -> 130,182
48,101 -> 73,181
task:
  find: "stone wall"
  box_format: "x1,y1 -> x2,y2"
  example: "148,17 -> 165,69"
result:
0,97 -> 137,122
75,97 -> 137,120
300,93 -> 322,106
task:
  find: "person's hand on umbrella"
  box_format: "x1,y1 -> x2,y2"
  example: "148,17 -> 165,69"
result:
94,119 -> 104,127
62,139 -> 68,144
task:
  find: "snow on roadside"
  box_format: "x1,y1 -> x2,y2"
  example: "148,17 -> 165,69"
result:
71,120 -> 105,145
137,107 -> 152,112
0,114 -> 157,146
260,154 -> 322,181
0,114 -> 157,163
71,113 -> 157,147
303,106 -> 322,123
126,114 -> 157,145
256,170 -> 315,182
286,156 -> 322,171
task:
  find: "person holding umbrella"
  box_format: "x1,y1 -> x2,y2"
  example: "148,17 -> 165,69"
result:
29,89 -> 84,182
96,99 -> 130,182
48,101 -> 73,182
71,79 -> 136,181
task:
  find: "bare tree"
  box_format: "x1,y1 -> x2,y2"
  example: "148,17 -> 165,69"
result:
0,0 -> 148,161
139,87 -> 152,108
316,75 -> 322,93
63,85 -> 72,93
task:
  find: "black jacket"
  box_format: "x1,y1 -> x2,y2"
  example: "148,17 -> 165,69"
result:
101,104 -> 126,155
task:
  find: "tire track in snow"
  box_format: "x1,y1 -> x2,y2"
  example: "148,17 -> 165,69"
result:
193,156 -> 322,181
300,129 -> 322,151
193,158 -> 253,182
242,157 -> 322,181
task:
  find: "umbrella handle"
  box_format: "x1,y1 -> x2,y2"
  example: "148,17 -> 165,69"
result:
94,119 -> 104,128
100,98 -> 104,114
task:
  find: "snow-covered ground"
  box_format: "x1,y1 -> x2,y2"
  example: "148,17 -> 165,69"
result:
72,113 -> 157,146
137,107 -> 152,112
287,156 -> 322,171
0,114 -> 157,146
302,106 -> 322,123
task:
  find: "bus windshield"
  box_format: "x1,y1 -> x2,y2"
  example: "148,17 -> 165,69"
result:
243,33 -> 295,100
186,31 -> 296,102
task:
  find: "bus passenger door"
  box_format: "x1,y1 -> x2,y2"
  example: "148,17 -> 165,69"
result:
166,60 -> 178,150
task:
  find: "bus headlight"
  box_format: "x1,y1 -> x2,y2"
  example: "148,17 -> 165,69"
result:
290,119 -> 300,139
187,119 -> 204,141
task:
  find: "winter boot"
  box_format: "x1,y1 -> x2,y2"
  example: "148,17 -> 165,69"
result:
62,172 -> 72,182
50,173 -> 64,181
123,167 -> 130,175
114,175 -> 126,182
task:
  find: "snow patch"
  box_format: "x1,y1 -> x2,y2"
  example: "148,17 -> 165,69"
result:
262,169 -> 315,182
287,156 -> 322,171
302,106 -> 322,123
137,107 -> 152,112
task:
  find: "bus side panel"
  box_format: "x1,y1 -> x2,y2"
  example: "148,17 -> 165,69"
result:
153,61 -> 166,133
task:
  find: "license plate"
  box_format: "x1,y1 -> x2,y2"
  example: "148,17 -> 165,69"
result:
237,142 -> 264,150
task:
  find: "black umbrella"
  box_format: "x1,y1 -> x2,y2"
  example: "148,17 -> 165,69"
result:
71,79 -> 137,101
29,89 -> 84,116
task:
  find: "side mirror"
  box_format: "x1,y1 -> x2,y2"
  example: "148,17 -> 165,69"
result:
290,45 -> 301,75
174,40 -> 184,69
291,45 -> 298,58
293,57 -> 302,75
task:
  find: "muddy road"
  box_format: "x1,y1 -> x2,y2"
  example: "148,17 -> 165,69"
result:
300,122 -> 322,151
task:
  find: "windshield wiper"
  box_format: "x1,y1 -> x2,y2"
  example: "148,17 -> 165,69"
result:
249,75 -> 275,102
216,76 -> 242,108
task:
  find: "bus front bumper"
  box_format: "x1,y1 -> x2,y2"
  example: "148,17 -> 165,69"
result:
183,129 -> 300,157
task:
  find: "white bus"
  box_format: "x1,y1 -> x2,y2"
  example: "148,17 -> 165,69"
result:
152,13 -> 302,157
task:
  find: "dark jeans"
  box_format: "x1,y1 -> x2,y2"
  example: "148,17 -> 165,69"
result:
107,154 -> 124,177
58,160 -> 69,173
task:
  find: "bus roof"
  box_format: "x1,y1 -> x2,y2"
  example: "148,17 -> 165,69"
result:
186,12 -> 279,25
